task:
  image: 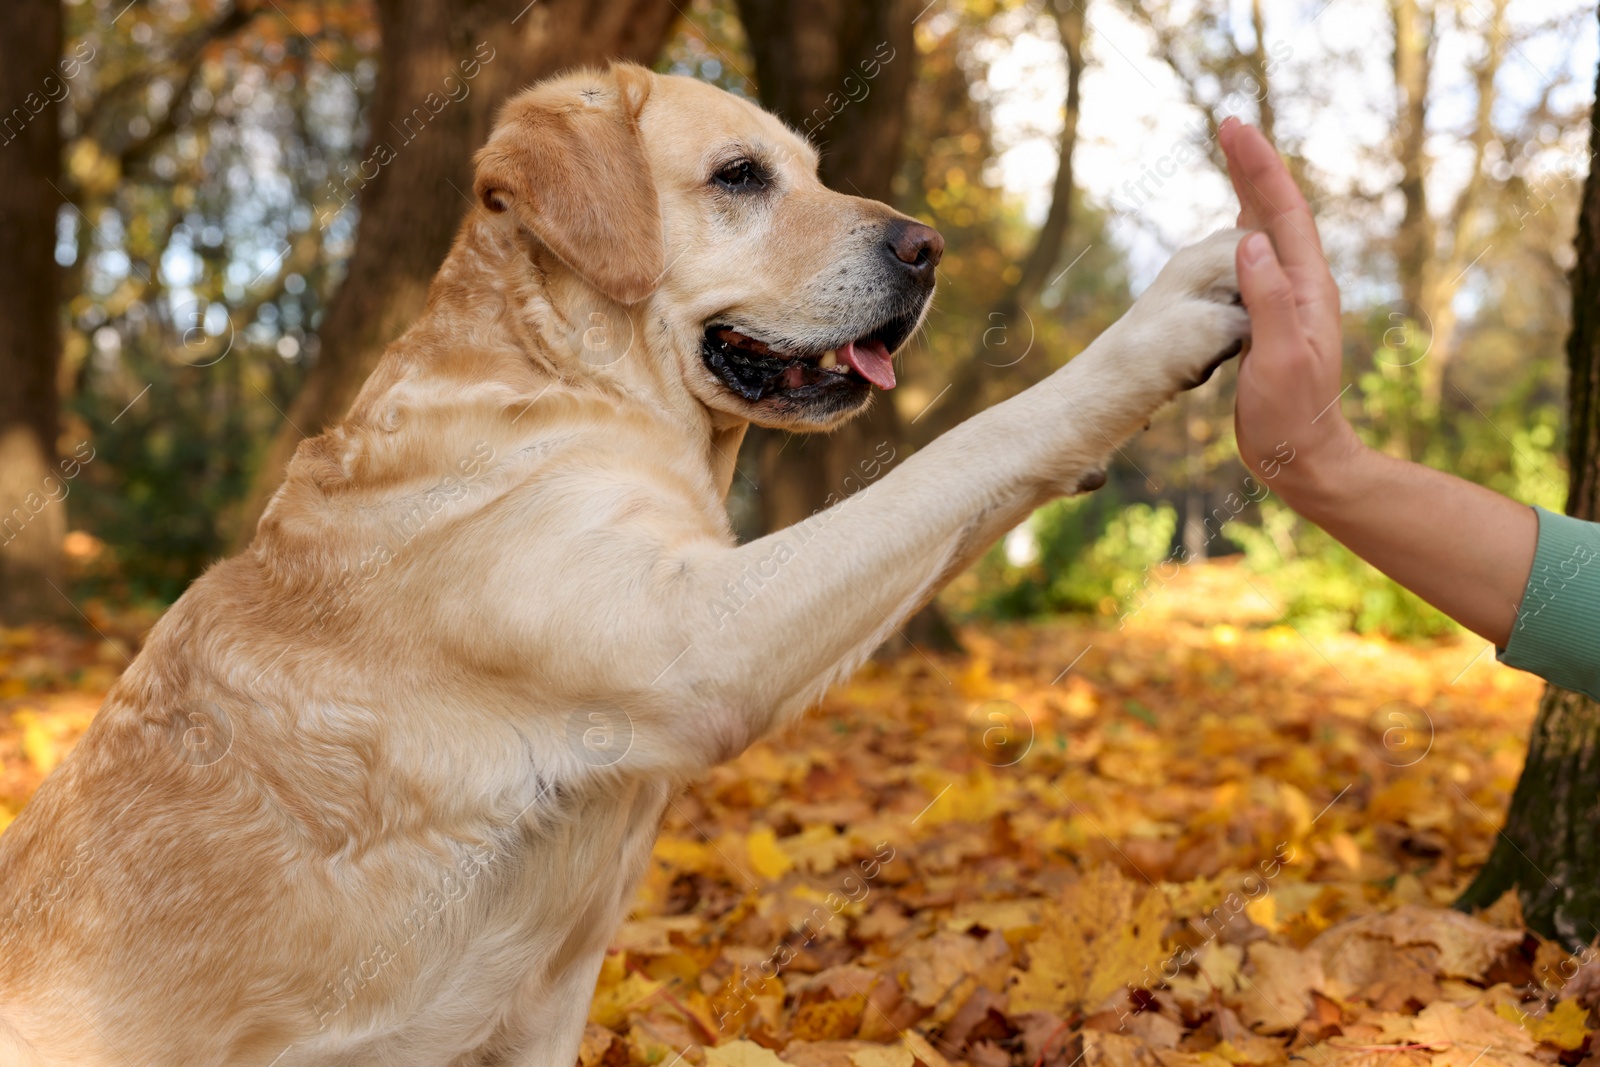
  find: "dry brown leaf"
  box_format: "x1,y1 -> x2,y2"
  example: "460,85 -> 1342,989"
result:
1125,1010 -> 1186,1050
778,1042 -> 876,1067
612,915 -> 703,956
709,1041 -> 791,1067
1312,905 -> 1520,1007
576,1023 -> 627,1067
1400,999 -> 1540,1067
1084,1031 -> 1165,1067
1009,867 -> 1170,1014
848,1045 -> 915,1067
791,995 -> 868,1042
1235,942 -> 1323,1032
901,1031 -> 953,1067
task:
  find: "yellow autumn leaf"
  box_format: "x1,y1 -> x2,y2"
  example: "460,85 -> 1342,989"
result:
652,835 -> 719,875
1244,893 -> 1277,933
746,826 -> 794,880
851,1045 -> 915,1067
956,654 -> 994,698
1009,865 -> 1169,1013
1329,832 -> 1362,874
706,1040 -> 788,1067
1277,781 -> 1313,838
15,710 -> 58,775
791,994 -> 866,1041
1236,942 -> 1321,1032
910,767 -> 1001,826
587,956 -> 659,1029
783,823 -> 851,874
945,898 -> 1043,940
1496,998 -> 1590,1051
1211,1037 -> 1283,1067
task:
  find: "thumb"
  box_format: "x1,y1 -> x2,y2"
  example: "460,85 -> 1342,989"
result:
1236,231 -> 1301,346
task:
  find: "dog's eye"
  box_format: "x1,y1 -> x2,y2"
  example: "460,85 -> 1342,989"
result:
712,159 -> 767,192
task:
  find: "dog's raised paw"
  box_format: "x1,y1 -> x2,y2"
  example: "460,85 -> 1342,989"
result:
1181,336 -> 1246,391
1132,229 -> 1251,392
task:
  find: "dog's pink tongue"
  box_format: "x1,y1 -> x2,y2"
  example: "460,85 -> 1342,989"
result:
841,338 -> 896,390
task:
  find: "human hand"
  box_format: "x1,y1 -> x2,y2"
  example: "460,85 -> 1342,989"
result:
1220,118 -> 1365,514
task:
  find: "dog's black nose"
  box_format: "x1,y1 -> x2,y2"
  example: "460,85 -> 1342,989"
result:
884,219 -> 944,285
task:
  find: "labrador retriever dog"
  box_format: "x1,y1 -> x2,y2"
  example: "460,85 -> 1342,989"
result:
0,62 -> 1248,1066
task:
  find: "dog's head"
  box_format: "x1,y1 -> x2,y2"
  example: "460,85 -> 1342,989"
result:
473,63 -> 941,431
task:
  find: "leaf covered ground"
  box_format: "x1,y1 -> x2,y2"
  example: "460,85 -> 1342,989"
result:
2,563 -> 1596,1067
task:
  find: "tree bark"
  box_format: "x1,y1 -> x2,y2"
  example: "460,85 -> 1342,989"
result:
0,0 -> 66,624
732,0 -> 962,652
1455,36 -> 1600,949
1389,0 -> 1506,418
1391,0 -> 1434,319
1249,0 -> 1274,147
735,0 -> 918,529
234,0 -> 679,544
925,0 -> 1085,437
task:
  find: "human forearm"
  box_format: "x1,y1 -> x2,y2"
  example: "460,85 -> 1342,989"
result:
1277,442 -> 1538,646
1219,118 -> 1541,647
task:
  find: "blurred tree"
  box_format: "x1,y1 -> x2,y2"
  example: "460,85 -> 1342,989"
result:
1389,0 -> 1508,417
1119,0 -> 1288,172
925,0 -> 1086,435
0,0 -> 66,623
50,0 -> 366,600
1369,0 -> 1586,463
1110,0 -> 1277,561
1456,39 -> 1600,948
235,0 -> 681,543
733,0 -> 1089,651
733,0 -> 973,652
733,0 -> 920,538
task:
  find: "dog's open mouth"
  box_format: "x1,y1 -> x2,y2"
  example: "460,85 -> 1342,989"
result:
701,314 -> 916,404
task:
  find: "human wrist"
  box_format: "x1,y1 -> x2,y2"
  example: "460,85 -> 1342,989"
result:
1270,422 -> 1372,522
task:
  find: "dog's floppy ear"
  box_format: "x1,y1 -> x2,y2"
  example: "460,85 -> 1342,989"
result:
474,63 -> 663,305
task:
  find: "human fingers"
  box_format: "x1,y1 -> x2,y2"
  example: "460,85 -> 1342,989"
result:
1221,120 -> 1340,337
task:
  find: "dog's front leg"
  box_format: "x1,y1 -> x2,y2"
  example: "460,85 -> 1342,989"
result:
631,231 -> 1250,756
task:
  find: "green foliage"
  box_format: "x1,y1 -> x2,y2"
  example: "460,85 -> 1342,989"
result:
968,489 -> 1178,619
44,0 -> 1581,637
963,311 -> 1569,640
68,351 -> 291,605
1225,500 -> 1459,640
1221,340 -> 1567,641
54,2 -> 372,600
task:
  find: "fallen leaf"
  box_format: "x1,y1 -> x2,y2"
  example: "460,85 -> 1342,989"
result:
1010,867 -> 1169,1014
708,1040 -> 791,1067
748,827 -> 797,880
849,1045 -> 914,1067
1236,942 -> 1322,1032
1495,998 -> 1590,1051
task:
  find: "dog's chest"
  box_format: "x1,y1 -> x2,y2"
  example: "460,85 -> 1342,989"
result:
338,773 -> 674,1058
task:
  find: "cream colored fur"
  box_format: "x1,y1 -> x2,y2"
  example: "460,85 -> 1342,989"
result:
0,63 -> 1248,1066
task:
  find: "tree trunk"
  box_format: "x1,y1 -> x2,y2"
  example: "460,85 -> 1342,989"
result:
1391,0 -> 1434,323
735,0 -> 918,531
1455,39 -> 1600,949
1248,0 -> 1275,147
1389,0 -> 1450,437
234,0 -> 679,544
0,0 -> 66,624
733,0 -> 962,653
931,0 -> 1084,437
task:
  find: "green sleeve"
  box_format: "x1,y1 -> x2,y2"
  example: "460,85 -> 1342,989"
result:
1498,506 -> 1600,700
